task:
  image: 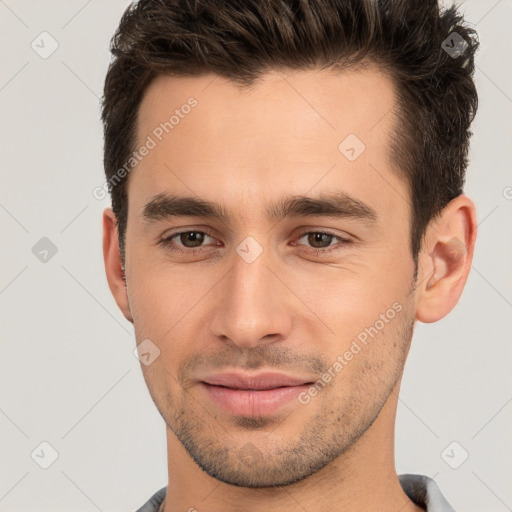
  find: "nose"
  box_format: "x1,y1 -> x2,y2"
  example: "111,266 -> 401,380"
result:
209,245 -> 293,350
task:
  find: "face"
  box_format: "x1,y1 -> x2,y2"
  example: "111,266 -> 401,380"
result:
122,68 -> 418,487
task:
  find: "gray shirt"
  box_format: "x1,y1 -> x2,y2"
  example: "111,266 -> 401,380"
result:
134,474 -> 456,511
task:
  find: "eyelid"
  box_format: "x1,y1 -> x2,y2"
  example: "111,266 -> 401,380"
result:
158,227 -> 354,254
291,229 -> 353,253
294,227 -> 352,240
158,228 -> 219,251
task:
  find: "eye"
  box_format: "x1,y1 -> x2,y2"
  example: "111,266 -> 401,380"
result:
158,230 -> 219,253
157,229 -> 353,256
293,231 -> 353,253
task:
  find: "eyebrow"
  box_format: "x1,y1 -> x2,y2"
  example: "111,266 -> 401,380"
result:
141,192 -> 378,225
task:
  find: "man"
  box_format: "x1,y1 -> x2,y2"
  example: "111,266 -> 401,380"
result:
101,0 -> 479,510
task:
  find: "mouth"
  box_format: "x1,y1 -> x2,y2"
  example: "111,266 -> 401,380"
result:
199,372 -> 314,416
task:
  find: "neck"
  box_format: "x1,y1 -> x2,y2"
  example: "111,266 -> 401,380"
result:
162,380 -> 422,512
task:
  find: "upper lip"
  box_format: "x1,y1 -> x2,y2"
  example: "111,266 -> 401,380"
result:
202,372 -> 313,390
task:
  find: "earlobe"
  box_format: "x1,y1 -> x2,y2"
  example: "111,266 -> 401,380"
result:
102,208 -> 134,323
416,195 -> 477,323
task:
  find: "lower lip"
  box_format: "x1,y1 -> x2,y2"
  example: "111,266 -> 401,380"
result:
200,382 -> 311,416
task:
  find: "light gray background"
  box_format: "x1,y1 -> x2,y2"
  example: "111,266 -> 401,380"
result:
1,1 -> 511,511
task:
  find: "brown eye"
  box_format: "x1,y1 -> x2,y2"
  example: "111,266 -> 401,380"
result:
304,232 -> 335,249
178,231 -> 206,248
159,230 -> 217,252
294,231 -> 353,255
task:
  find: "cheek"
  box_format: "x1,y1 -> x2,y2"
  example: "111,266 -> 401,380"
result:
291,269 -> 413,383
126,261 -> 220,362
290,261 -> 408,330
317,302 -> 413,401
127,269 -> 183,339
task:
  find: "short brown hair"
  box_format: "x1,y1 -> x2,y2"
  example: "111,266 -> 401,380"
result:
101,0 -> 478,265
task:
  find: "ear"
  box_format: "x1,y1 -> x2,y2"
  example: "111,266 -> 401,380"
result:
416,194 -> 477,323
102,208 -> 133,323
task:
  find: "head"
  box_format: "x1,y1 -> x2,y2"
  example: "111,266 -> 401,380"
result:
102,0 -> 478,488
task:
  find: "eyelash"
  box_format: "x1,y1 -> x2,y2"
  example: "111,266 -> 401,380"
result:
157,229 -> 353,256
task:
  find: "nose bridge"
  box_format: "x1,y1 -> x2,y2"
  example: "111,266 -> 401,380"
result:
210,240 -> 293,348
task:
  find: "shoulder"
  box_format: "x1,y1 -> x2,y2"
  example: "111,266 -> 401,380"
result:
134,486 -> 167,512
399,474 -> 456,512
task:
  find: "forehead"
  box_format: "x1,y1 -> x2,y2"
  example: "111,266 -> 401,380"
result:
129,67 -> 406,222
136,66 -> 396,153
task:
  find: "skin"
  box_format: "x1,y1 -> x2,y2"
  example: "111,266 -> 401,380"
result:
103,67 -> 477,512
